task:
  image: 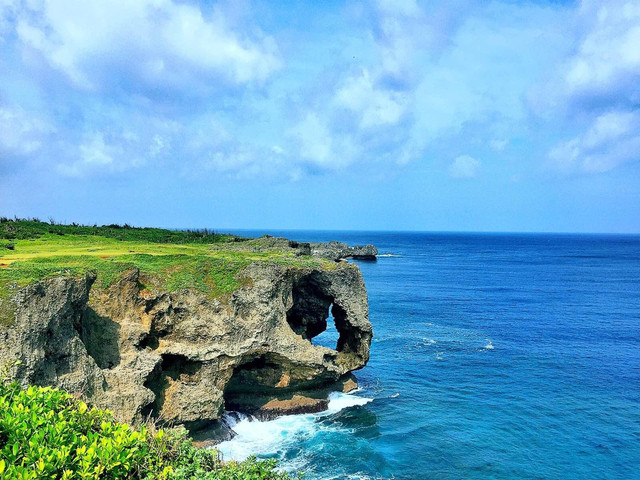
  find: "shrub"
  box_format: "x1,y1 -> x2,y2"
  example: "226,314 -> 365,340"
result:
0,381 -> 296,479
0,382 -> 168,479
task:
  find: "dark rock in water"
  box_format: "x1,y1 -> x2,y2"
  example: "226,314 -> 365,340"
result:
191,420 -> 237,447
230,394 -> 330,421
348,245 -> 378,260
0,241 -> 372,432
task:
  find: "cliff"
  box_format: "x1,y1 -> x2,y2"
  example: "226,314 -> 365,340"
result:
310,241 -> 378,261
0,222 -> 374,436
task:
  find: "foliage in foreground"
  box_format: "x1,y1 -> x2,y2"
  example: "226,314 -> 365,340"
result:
0,381 -> 295,480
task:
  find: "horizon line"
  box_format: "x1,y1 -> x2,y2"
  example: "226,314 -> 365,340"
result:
203,227 -> 640,236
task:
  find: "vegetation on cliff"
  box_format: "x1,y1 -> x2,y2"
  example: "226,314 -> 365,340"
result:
0,377 -> 295,480
0,218 -> 334,324
0,218 -> 237,244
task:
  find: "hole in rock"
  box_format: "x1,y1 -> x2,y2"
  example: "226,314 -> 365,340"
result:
312,303 -> 340,350
286,274 -> 349,352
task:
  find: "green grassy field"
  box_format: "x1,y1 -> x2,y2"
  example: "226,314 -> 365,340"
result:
0,219 -> 333,322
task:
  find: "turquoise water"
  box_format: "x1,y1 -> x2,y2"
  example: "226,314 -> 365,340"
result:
218,232 -> 640,479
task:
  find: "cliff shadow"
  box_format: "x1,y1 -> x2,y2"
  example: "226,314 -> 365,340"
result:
141,353 -> 203,423
222,352 -> 335,418
75,307 -> 121,369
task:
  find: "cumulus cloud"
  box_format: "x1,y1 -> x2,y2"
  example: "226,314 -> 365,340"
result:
371,0 -> 469,85
0,104 -> 51,159
548,110 -> 640,173
283,0 -> 449,170
563,1 -> 640,107
2,0 -> 618,185
9,0 -> 281,93
544,0 -> 640,174
490,138 -> 508,152
289,113 -> 358,170
57,131 -> 142,177
334,69 -> 406,129
449,155 -> 480,178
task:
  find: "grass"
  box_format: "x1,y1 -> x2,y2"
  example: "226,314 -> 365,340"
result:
0,378 -> 296,479
0,218 -> 237,244
0,219 -> 334,325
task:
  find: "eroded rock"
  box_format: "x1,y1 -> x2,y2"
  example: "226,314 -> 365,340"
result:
0,250 -> 373,431
309,241 -> 378,261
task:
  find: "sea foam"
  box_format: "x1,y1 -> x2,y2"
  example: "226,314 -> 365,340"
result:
215,392 -> 373,463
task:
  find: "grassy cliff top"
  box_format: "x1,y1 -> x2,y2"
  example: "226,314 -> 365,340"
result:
0,218 -> 333,303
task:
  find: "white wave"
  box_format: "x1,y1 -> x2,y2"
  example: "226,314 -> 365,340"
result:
412,338 -> 436,349
322,474 -> 374,480
214,391 -> 373,463
216,412 -> 316,462
483,340 -> 495,350
378,253 -> 401,257
389,393 -> 400,398
221,411 -> 253,428
326,391 -> 373,413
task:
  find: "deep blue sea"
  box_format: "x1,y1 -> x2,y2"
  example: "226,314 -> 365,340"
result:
217,231 -> 640,480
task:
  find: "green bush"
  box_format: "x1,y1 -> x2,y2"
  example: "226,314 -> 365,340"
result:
0,382 -> 296,480
0,218 -> 237,244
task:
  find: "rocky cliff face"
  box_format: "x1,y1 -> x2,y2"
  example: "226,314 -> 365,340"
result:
310,241 -> 378,261
0,253 -> 372,432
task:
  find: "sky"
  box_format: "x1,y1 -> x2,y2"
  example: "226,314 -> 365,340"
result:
1,0 -> 639,233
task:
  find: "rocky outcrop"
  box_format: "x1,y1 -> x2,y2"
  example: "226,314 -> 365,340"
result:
252,236 -> 378,261
0,251 -> 372,433
309,241 -> 378,261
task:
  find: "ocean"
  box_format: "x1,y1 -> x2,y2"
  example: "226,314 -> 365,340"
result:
216,231 -> 640,480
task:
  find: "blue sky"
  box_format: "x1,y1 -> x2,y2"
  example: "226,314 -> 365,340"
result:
1,0 -> 639,232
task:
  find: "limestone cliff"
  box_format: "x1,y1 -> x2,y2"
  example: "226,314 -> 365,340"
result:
0,247 -> 372,432
310,241 -> 378,261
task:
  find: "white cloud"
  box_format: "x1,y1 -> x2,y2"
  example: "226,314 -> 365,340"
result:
370,0 -> 464,83
564,1 -> 640,103
449,155 -> 480,178
197,144 -> 299,181
0,104 -> 50,158
543,0 -> 640,174
10,0 -> 281,93
58,132 -> 116,176
148,134 -> 167,158
290,113 -> 337,168
334,69 -> 406,128
57,129 -> 164,177
490,138 -> 508,152
548,110 -> 640,173
0,0 -> 610,184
